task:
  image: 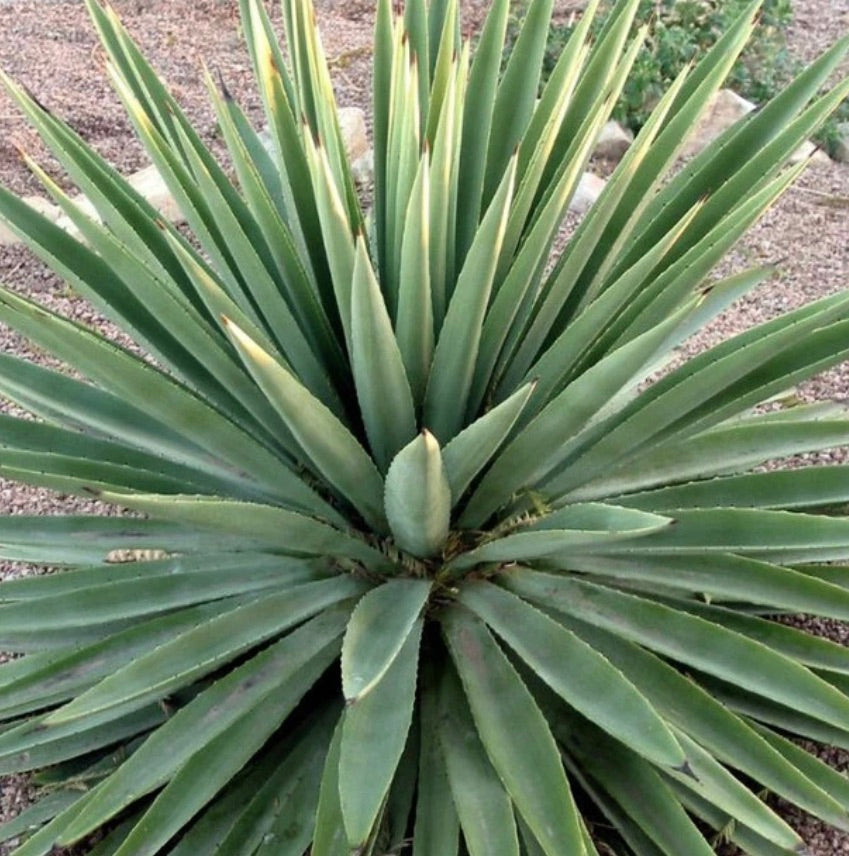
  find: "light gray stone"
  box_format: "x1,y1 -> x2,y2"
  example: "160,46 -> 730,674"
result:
681,89 -> 756,158
789,138 -> 831,165
594,120 -> 633,161
569,171 -> 606,214
337,106 -> 369,164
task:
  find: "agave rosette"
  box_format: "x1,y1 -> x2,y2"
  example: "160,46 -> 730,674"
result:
1,0 -> 849,853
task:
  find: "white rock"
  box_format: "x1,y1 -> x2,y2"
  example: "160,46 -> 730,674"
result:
351,149 -> 374,186
594,120 -> 633,161
0,195 -> 62,245
832,122 -> 849,164
681,89 -> 756,158
789,138 -> 831,165
569,171 -> 606,214
127,163 -> 183,223
337,106 -> 369,164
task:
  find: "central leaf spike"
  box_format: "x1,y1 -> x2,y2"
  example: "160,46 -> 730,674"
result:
384,429 -> 452,559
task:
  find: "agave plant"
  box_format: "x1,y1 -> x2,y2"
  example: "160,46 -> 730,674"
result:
2,0 -> 849,853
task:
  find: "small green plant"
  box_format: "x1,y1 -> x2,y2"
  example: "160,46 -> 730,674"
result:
507,0 -> 849,152
0,0 -> 849,853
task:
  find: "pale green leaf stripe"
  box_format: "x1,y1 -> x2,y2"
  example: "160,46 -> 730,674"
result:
303,134 -> 358,344
457,581 -> 685,769
341,579 -> 431,700
563,616 -> 849,830
108,664 -> 335,856
56,608 -> 349,844
441,606 -> 585,856
44,575 -> 366,726
414,664 -> 461,856
0,179 -> 274,441
503,569 -> 849,731
424,156 -> 517,442
350,237 -> 417,472
223,319 -> 387,531
340,620 -> 422,849
384,432 -> 451,559
97,493 -> 390,569
0,287 -> 333,518
437,667 -> 520,856
0,559 -> 303,631
562,4 -> 758,315
311,717 -> 348,856
567,552 -> 849,622
621,465 -> 849,511
442,382 -> 535,504
569,417 -> 849,503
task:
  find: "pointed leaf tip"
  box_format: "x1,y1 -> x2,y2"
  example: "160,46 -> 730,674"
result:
385,431 -> 451,558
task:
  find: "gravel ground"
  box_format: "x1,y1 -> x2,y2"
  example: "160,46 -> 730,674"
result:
0,0 -> 848,854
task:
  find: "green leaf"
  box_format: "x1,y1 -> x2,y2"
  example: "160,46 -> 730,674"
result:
454,0 -> 509,265
456,581 -> 686,769
350,237 -> 418,472
414,662 -> 461,856
503,569 -> 849,731
437,666 -> 520,856
312,716 -> 348,856
384,431 -> 452,558
44,575 -> 366,726
442,382 -> 536,505
97,492 -> 390,569
223,318 -> 388,532
424,155 -> 517,442
441,606 -> 585,856
339,619 -> 422,849
395,153 -> 434,405
450,503 -> 673,570
341,579 -> 431,700
562,617 -> 849,830
56,608 -> 349,844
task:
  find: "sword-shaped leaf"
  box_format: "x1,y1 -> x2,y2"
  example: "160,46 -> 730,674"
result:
223,318 -> 387,532
43,575 -> 366,725
437,666 -> 520,856
350,237 -> 418,472
457,581 -> 686,769
339,619 -> 422,849
441,606 -> 585,856
341,578 -> 431,700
